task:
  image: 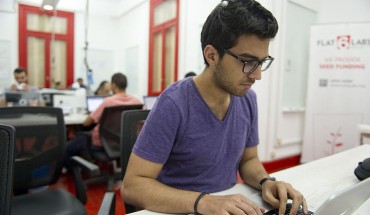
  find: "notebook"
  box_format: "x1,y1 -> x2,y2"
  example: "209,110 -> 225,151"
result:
5,91 -> 41,106
264,177 -> 370,214
86,96 -> 106,113
313,177 -> 370,214
143,96 -> 158,110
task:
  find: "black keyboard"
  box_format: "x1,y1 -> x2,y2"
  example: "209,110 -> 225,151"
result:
263,203 -> 314,215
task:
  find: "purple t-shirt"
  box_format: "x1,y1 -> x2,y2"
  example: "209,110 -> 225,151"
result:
132,78 -> 259,193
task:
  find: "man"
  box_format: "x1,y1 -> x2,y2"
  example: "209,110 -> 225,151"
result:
77,77 -> 88,89
9,67 -> 38,92
121,1 -> 308,215
64,73 -> 141,170
6,67 -> 45,106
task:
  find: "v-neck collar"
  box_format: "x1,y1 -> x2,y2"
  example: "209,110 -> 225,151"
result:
190,79 -> 234,123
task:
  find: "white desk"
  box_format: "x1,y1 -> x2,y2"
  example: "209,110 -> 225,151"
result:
64,113 -> 88,125
128,145 -> 370,214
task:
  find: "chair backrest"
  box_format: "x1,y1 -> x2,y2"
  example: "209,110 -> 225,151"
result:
120,109 -> 150,178
120,109 -> 150,214
0,124 -> 15,215
0,107 -> 66,192
99,104 -> 143,159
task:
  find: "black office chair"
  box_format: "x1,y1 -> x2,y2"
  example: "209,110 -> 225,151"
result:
120,109 -> 150,213
97,192 -> 116,215
0,124 -> 15,215
0,107 -> 100,215
86,104 -> 143,190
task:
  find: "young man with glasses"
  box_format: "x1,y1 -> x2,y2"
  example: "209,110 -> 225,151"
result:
122,0 -> 308,214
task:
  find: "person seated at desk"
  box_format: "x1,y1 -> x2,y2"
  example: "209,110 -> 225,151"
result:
94,80 -> 111,96
4,67 -> 45,106
9,67 -> 39,92
121,1 -> 308,215
63,72 -> 141,170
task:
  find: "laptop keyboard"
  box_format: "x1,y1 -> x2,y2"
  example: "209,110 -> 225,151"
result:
263,203 -> 314,215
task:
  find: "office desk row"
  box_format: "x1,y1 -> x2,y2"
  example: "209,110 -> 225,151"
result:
64,113 -> 88,125
128,145 -> 370,214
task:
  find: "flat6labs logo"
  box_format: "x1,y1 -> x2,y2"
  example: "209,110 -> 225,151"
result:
317,34 -> 370,49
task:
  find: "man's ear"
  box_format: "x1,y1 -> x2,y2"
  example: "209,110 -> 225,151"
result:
203,45 -> 219,66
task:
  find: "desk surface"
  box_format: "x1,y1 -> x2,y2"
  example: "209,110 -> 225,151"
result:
128,145 -> 370,214
64,113 -> 88,125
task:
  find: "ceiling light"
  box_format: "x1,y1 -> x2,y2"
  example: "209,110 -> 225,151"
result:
41,0 -> 59,11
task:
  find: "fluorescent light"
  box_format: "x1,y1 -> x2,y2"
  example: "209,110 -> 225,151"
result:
43,5 -> 54,10
41,0 -> 59,11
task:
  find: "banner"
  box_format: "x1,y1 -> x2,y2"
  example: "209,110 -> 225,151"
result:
301,23 -> 370,163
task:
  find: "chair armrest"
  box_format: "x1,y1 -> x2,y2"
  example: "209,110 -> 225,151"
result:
97,192 -> 116,215
70,156 -> 101,204
71,156 -> 100,176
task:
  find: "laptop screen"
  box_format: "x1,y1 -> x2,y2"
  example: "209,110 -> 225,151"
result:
86,96 -> 106,113
143,96 -> 158,110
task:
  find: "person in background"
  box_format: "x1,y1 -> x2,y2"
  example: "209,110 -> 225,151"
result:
77,77 -> 87,89
121,1 -> 308,215
63,73 -> 141,170
5,67 -> 45,106
94,80 -> 111,96
184,71 -> 197,78
9,67 -> 38,92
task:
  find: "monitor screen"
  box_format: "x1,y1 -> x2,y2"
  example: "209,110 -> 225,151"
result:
143,96 -> 158,110
86,96 -> 106,113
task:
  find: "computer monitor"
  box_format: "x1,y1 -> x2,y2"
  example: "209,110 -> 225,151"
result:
143,96 -> 158,110
86,96 -> 106,113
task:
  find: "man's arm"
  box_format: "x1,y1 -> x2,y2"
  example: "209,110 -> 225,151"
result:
121,153 -> 200,213
122,153 -> 264,215
83,116 -> 95,127
238,146 -> 269,189
239,146 -> 308,215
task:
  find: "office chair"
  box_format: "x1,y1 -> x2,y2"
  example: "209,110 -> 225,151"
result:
120,109 -> 150,213
0,107 -> 100,215
85,104 -> 143,191
0,124 -> 15,215
97,192 -> 116,215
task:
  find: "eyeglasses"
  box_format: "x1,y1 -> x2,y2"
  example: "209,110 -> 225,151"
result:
223,49 -> 274,74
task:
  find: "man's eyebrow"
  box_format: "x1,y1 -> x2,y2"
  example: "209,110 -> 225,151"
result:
239,53 -> 270,61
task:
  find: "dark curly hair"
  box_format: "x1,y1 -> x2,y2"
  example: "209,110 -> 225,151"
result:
201,0 -> 279,66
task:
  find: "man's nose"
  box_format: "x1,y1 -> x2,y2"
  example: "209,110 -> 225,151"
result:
247,66 -> 262,80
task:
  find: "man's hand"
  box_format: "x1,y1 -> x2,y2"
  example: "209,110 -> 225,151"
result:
261,180 -> 308,215
197,194 -> 265,215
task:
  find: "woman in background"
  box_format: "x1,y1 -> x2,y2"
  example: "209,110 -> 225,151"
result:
94,80 -> 111,96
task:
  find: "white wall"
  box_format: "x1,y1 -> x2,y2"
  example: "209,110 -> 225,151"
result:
117,0 -> 149,101
0,1 -> 18,92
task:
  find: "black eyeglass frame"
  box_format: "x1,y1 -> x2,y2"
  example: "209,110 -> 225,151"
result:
223,49 -> 274,74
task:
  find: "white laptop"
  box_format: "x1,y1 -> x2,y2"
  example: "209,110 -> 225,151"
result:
313,177 -> 370,214
53,94 -> 87,115
143,96 -> 158,110
262,177 -> 370,214
86,96 -> 106,113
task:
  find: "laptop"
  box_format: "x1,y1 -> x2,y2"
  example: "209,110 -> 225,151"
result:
314,177 -> 370,214
86,96 -> 106,113
5,91 -> 41,106
263,177 -> 370,214
143,96 -> 158,110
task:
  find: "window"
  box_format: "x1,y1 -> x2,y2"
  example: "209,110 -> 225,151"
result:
19,4 -> 74,89
148,0 -> 179,95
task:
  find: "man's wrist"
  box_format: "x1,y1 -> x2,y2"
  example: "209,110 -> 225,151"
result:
259,177 -> 276,190
194,192 -> 208,214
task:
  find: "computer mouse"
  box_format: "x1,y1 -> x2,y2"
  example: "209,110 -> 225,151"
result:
354,157 -> 370,181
